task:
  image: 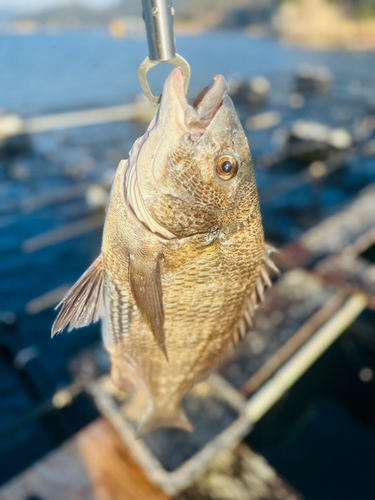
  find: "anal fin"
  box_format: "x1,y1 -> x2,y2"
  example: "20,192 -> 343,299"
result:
52,256 -> 104,336
129,254 -> 167,359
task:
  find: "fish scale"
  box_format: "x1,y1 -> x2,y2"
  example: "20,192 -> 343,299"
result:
52,69 -> 274,435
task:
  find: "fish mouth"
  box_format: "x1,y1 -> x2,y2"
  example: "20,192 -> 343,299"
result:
162,68 -> 227,140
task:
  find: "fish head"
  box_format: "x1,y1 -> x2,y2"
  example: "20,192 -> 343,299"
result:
134,68 -> 259,238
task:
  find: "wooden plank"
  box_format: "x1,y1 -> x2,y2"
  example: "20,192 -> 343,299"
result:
245,293 -> 368,423
21,214 -> 104,253
0,419 -> 170,500
220,269 -> 338,390
240,292 -> 346,397
0,101 -> 155,139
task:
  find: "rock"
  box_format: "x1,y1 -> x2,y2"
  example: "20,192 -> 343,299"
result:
296,64 -> 333,96
354,115 -> 375,142
0,114 -> 24,138
0,113 -> 31,160
229,76 -> 271,108
0,311 -> 17,326
291,120 -> 331,142
246,111 -> 282,131
328,128 -> 352,150
85,184 -> 109,209
0,134 -> 32,160
309,161 -> 327,179
8,161 -> 31,182
288,93 -> 305,109
282,120 -> 352,163
362,140 -> 375,158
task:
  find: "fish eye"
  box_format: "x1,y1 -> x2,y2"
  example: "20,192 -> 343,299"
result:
216,155 -> 238,180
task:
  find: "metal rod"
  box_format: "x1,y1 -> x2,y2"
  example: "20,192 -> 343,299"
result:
142,0 -> 176,62
139,0 -> 190,104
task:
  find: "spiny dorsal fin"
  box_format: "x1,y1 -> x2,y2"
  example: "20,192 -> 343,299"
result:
229,254 -> 279,351
129,254 -> 167,359
263,244 -> 280,275
52,256 -> 104,337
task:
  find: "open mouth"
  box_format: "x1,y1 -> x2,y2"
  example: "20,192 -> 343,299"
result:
165,68 -> 227,139
188,75 -> 227,132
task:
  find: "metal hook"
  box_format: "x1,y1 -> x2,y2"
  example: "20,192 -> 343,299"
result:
139,0 -> 190,105
138,54 -> 191,105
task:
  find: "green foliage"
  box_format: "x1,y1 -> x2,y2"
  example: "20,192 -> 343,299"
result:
328,0 -> 375,18
356,0 -> 375,18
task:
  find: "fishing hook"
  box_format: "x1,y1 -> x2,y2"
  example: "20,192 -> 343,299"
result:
139,0 -> 191,105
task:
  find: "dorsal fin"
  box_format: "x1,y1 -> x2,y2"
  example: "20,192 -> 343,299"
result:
52,256 -> 104,337
129,254 -> 167,359
228,251 -> 279,351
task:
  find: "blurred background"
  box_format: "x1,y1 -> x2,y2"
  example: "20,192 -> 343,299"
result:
1,1 -> 375,499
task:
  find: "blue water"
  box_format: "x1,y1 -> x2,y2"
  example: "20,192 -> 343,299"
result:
0,30 -> 375,495
1,31 -> 375,115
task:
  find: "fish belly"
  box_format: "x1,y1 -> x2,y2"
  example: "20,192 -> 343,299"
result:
105,227 -> 263,413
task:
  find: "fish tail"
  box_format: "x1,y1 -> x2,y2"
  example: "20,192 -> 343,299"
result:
136,405 -> 193,437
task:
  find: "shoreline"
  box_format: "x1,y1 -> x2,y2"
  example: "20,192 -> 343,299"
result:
1,23 -> 375,53
275,0 -> 375,52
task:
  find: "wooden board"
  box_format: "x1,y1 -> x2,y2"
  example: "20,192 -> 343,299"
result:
0,418 -> 169,500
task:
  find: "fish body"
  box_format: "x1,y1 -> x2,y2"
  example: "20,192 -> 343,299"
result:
53,69 -> 273,435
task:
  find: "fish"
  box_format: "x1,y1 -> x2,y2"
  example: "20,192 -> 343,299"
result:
52,68 -> 277,436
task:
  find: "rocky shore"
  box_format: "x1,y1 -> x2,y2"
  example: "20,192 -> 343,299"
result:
275,0 -> 375,51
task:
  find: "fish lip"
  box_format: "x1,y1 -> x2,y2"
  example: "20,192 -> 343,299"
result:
165,68 -> 228,138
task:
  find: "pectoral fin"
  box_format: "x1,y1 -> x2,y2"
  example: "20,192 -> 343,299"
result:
52,256 -> 104,336
129,254 -> 167,359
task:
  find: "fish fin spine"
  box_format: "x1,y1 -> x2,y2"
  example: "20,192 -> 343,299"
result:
136,405 -> 193,437
229,252 -> 279,351
129,254 -> 168,359
51,255 -> 104,337
262,245 -> 280,275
